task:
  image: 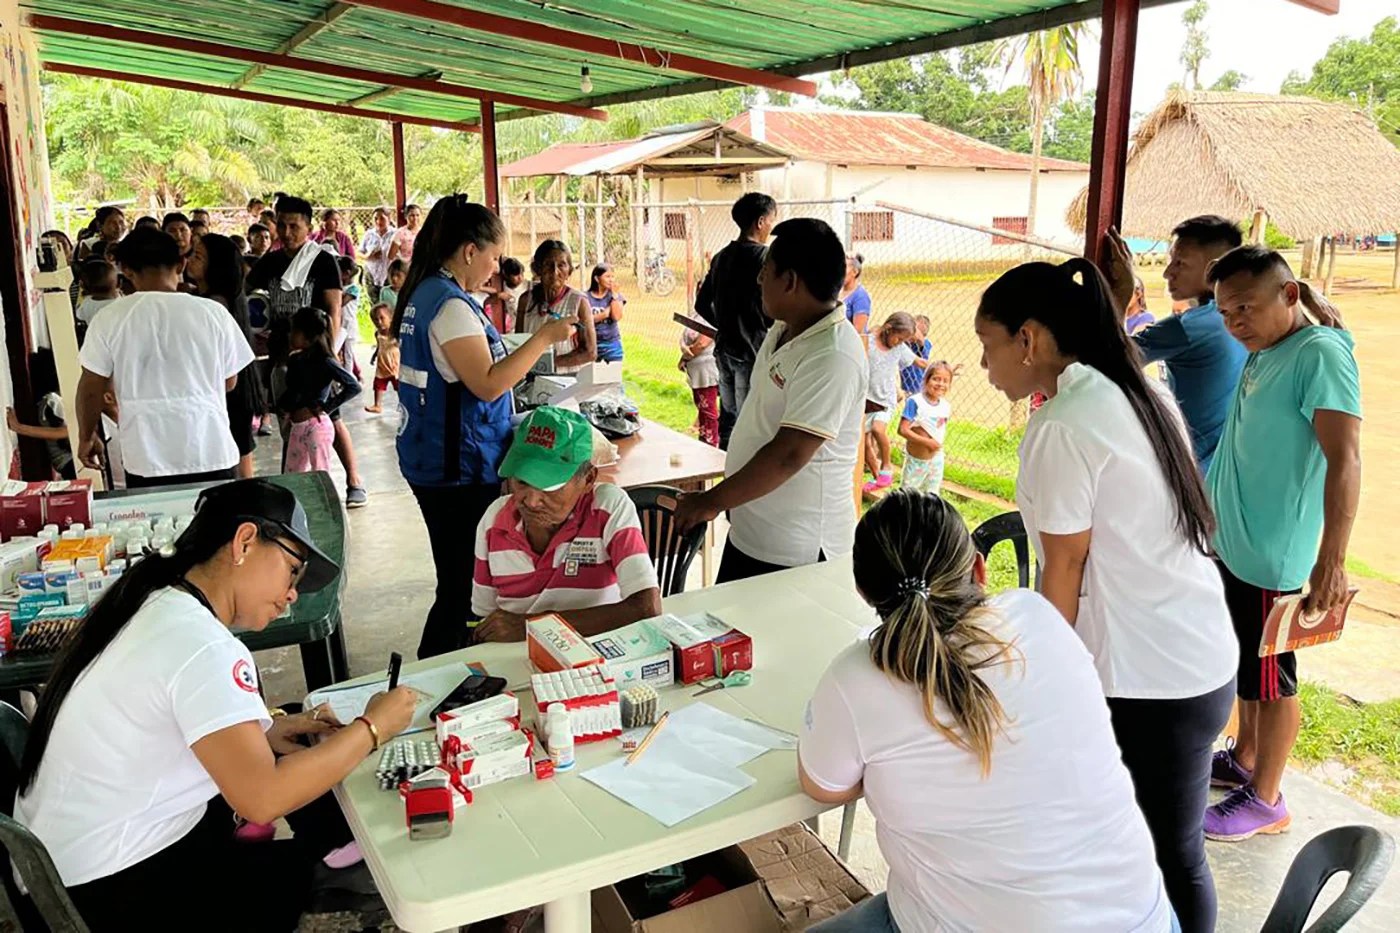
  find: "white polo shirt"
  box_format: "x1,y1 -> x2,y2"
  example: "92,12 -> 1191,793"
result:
80,291 -> 253,477
726,307 -> 867,567
1016,362 -> 1237,699
15,589 -> 271,886
800,590 -> 1172,933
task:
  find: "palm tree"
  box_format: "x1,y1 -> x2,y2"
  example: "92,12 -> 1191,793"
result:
996,25 -> 1086,241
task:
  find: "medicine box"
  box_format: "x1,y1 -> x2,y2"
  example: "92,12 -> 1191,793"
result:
44,480 -> 93,530
651,613 -> 754,685
449,729 -> 533,790
527,613 -> 605,673
588,620 -> 675,689
529,666 -> 622,743
0,482 -> 47,541
434,692 -> 519,746
0,538 -> 42,592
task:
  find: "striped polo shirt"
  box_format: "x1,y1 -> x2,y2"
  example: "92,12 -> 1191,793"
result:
471,483 -> 658,618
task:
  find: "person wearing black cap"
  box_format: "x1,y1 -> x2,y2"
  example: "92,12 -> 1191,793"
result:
14,479 -> 416,932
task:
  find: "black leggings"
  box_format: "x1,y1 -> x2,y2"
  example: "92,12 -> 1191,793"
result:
715,539 -> 826,584
409,481 -> 503,659
1107,679 -> 1235,933
65,793 -> 348,932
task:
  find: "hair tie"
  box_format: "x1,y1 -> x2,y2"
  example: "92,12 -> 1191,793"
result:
896,577 -> 930,600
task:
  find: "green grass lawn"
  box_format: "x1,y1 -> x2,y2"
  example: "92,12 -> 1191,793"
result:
1294,681 -> 1400,817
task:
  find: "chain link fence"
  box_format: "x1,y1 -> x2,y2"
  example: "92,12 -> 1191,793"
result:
54,197 -> 1079,495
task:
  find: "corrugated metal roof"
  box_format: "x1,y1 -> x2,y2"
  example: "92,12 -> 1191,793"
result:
22,0 -> 1138,127
727,109 -> 1088,172
499,123 -> 790,177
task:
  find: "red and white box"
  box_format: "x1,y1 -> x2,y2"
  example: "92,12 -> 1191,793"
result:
44,480 -> 93,530
0,481 -> 47,541
446,729 -> 534,789
434,692 -> 519,746
530,665 -> 622,743
526,613 -> 605,673
651,612 -> 754,685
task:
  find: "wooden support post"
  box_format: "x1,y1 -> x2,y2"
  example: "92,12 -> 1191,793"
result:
578,198 -> 587,290
1249,209 -> 1267,245
481,100 -> 499,213
1301,237 -> 1316,279
1392,234 -> 1399,290
529,190 -> 537,253
1324,236 -> 1338,296
594,174 -> 604,264
1083,0 -> 1140,263
391,122 -> 407,225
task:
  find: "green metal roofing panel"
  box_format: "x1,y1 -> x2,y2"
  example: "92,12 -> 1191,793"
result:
23,0 -> 1115,125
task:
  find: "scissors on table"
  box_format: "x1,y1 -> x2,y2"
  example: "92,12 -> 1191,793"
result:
692,670 -> 752,697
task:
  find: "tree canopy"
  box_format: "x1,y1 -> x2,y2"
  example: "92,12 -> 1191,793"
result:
1282,15 -> 1400,149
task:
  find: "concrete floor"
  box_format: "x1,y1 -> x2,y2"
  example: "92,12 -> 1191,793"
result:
255,398 -> 1399,933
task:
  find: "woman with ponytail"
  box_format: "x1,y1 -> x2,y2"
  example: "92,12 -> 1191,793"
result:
800,490 -> 1172,933
15,479 -> 416,931
391,197 -> 573,658
974,258 -> 1236,933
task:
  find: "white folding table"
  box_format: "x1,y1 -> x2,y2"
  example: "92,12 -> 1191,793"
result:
332,558 -> 877,932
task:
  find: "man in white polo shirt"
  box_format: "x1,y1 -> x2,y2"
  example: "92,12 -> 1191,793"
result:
75,228 -> 253,488
676,218 -> 867,582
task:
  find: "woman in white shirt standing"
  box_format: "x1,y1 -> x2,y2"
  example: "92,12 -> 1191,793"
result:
15,479 -> 417,932
973,258 -> 1236,933
800,490 -> 1173,933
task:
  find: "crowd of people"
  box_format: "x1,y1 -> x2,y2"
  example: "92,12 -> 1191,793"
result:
11,189 -> 1363,933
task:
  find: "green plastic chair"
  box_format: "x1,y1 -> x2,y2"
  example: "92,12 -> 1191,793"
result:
0,700 -> 90,932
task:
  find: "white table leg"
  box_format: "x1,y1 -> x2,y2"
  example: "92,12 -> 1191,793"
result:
544,889 -> 591,933
701,478 -> 715,586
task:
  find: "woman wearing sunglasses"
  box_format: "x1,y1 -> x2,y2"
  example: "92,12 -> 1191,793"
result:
15,479 -> 417,932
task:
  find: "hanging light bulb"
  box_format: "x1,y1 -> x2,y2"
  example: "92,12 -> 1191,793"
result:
580,65 -> 593,94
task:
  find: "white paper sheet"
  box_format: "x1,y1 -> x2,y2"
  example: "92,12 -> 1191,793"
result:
306,665 -> 469,732
582,730 -> 755,827
666,703 -> 798,761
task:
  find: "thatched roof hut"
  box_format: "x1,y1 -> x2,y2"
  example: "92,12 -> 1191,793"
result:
1067,91 -> 1400,239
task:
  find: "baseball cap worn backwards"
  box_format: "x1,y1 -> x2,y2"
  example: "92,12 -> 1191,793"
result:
499,406 -> 593,492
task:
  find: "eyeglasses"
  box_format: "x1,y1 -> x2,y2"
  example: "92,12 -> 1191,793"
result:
266,536 -> 308,585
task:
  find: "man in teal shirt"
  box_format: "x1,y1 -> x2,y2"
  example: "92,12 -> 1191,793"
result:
1204,246 -> 1361,843
1132,216 -> 1248,472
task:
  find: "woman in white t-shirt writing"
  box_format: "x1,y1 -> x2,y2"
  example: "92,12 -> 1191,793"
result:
973,258 -> 1236,933
800,490 -> 1173,933
15,480 -> 417,932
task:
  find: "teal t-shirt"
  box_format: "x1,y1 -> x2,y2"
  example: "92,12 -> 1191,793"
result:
1207,326 -> 1361,590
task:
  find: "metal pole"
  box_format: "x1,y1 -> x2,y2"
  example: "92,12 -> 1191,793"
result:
578,198 -> 587,290
594,174 -> 604,263
1083,0 -> 1140,263
391,121 -> 407,225
481,100 -> 500,212
634,166 -> 645,280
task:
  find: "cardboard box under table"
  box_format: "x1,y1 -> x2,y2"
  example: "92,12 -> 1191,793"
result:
0,471 -> 349,691
329,558 -> 881,933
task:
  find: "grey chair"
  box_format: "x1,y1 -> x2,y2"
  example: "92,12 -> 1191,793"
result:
1262,825 -> 1394,932
627,485 -> 707,598
0,700 -> 89,932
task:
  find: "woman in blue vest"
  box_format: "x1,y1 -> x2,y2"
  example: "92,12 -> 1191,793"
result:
391,196 -> 574,658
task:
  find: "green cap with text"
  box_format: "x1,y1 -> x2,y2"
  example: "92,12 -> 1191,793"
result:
499,406 -> 593,491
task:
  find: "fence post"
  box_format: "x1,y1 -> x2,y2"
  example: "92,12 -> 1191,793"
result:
528,192 -> 537,254
578,198 -> 587,290
1323,235 -> 1338,296
686,199 -> 698,311
843,197 -> 855,250
594,176 -> 605,264
633,167 -> 645,281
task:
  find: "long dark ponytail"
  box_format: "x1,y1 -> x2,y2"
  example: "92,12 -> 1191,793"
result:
391,196 -> 506,337
979,258 -> 1215,553
199,233 -> 265,416
18,512 -> 282,795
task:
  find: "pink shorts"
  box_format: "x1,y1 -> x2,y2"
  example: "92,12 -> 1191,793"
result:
284,415 -> 335,474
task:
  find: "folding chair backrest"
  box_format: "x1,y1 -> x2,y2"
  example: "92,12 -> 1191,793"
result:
1262,825 -> 1395,933
627,485 -> 707,598
970,511 -> 1034,590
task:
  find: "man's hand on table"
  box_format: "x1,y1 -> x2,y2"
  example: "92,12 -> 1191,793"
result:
674,490 -> 721,533
475,610 -> 529,643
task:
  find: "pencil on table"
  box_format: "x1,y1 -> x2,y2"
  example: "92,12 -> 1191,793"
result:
625,711 -> 670,767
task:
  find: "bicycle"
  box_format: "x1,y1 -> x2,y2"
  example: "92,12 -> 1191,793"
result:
643,249 -> 677,298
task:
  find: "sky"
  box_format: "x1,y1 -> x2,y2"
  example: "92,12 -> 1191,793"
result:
1078,0 -> 1392,112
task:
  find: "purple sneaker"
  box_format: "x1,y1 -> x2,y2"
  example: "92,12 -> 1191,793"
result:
1205,786 -> 1291,841
1210,744 -> 1252,789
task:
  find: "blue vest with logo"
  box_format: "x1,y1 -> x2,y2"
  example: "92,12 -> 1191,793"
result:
396,271 -> 512,486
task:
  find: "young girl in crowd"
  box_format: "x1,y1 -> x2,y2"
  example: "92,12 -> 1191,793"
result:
586,263 -> 625,363
379,259 -> 406,313
800,490 -> 1173,933
974,258 -> 1235,933
897,361 -> 954,495
900,314 -> 932,397
679,326 -> 719,447
76,259 -> 119,325
366,303 -> 400,414
337,255 -> 363,381
863,311 -> 927,492
278,308 -> 361,474
515,239 -> 596,373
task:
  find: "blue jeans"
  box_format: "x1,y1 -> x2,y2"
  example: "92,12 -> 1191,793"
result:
811,894 -> 900,933
716,352 -> 753,450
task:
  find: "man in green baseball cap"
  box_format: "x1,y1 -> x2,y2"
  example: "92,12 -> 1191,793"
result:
473,406 -> 661,643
